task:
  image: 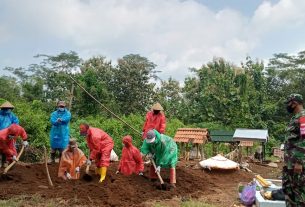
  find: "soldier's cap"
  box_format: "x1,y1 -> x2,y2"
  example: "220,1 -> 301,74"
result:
285,93 -> 303,104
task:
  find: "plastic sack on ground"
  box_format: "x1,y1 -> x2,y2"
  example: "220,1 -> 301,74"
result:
240,182 -> 256,206
110,149 -> 119,161
199,154 -> 239,170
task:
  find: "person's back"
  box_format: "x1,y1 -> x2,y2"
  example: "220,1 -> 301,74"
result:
117,135 -> 144,176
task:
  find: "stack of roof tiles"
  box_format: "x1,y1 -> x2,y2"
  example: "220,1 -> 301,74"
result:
174,128 -> 209,144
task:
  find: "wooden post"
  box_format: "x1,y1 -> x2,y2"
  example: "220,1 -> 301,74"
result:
196,143 -> 199,159
238,144 -> 242,163
262,142 -> 265,163
200,144 -> 205,160
68,83 -> 74,111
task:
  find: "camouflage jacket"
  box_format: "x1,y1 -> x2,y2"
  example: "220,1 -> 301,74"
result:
284,109 -> 305,169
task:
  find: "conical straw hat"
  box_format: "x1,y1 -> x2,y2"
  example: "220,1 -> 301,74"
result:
151,102 -> 163,111
0,101 -> 14,109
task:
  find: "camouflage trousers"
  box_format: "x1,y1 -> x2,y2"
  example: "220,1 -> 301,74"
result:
283,166 -> 305,207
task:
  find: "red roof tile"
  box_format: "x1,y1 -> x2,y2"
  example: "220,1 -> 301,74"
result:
174,128 -> 209,144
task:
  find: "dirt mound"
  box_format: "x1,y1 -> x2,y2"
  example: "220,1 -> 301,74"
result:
0,161 -> 267,206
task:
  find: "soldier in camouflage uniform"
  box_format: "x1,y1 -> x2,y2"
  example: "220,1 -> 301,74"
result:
283,93 -> 305,206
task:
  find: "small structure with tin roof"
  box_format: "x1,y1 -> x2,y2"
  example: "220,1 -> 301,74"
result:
209,130 -> 237,156
174,128 -> 209,160
233,128 -> 269,162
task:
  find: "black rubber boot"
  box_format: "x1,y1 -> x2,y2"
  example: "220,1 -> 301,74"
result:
50,152 -> 56,164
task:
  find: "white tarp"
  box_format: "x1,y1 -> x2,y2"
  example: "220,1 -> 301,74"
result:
110,149 -> 119,161
199,154 -> 239,170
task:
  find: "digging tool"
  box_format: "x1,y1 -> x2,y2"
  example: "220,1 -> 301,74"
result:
3,145 -> 25,174
44,146 -> 54,187
83,151 -> 93,181
83,164 -> 93,181
150,158 -> 165,186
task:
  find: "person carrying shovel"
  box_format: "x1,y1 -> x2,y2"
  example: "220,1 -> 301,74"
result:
79,123 -> 114,183
141,129 -> 178,188
116,135 -> 144,176
0,124 -> 29,163
58,139 -> 87,180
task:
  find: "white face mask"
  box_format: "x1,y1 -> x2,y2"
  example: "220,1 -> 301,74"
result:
58,108 -> 65,112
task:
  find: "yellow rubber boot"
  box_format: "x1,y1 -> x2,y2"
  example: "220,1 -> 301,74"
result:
99,167 -> 107,183
95,167 -> 101,175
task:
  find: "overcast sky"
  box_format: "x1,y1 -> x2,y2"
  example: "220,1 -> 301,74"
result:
1,0 -> 305,81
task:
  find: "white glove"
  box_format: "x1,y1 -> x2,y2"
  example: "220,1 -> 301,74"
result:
66,172 -> 72,179
75,167 -> 80,173
86,160 -> 92,166
12,155 -> 18,162
139,172 -> 143,176
146,153 -> 154,159
23,141 -> 29,147
116,170 -> 120,174
155,166 -> 161,174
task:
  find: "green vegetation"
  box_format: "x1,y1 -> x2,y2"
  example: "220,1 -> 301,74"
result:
2,50 -> 305,158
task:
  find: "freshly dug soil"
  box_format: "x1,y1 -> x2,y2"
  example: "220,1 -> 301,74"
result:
0,160 -> 281,206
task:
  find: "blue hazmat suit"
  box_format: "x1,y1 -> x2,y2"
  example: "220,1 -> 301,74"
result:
0,109 -> 19,130
49,109 -> 71,149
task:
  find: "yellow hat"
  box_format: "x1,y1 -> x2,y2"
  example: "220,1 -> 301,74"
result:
151,102 -> 163,111
0,101 -> 14,109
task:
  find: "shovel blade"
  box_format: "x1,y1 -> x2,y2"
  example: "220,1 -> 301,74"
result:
83,173 -> 93,182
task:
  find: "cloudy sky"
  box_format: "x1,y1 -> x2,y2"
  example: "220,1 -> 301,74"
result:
1,0 -> 305,81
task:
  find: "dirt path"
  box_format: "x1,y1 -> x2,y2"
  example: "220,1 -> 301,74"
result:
0,160 -> 281,206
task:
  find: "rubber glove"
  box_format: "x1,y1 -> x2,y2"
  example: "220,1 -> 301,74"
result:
12,155 -> 18,162
146,153 -> 154,159
23,141 -> 29,147
86,159 -> 92,166
66,172 -> 72,179
155,166 -> 161,174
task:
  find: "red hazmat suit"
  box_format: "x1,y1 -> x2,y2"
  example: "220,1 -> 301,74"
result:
118,136 -> 144,176
142,111 -> 166,139
86,127 -> 114,167
58,147 -> 87,179
0,124 -> 27,161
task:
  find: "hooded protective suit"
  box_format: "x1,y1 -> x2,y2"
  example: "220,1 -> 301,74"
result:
142,111 -> 166,139
118,136 -> 144,176
58,147 -> 87,179
85,127 -> 114,167
0,124 -> 27,160
49,108 -> 71,149
0,109 -> 19,130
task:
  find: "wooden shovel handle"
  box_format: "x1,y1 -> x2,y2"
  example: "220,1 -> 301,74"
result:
44,146 -> 53,187
3,145 -> 25,174
85,165 -> 90,174
150,158 -> 164,185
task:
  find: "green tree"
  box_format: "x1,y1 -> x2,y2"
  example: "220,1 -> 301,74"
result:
113,54 -> 159,115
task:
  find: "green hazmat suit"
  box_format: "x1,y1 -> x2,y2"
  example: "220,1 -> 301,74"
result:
141,130 -> 177,168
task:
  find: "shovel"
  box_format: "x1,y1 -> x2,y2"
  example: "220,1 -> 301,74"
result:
83,164 -> 93,181
150,158 -> 167,190
3,145 -> 25,175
